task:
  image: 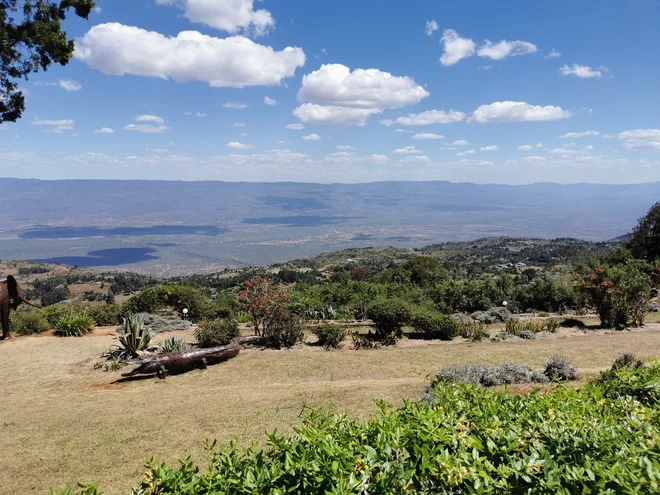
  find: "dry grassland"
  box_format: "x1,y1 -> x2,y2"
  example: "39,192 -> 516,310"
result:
2,322 -> 660,494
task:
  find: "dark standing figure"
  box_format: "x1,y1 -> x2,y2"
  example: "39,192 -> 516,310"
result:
1,275 -> 39,340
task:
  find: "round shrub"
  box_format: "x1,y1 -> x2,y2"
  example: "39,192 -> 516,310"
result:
312,324 -> 347,349
367,300 -> 412,338
410,311 -> 460,340
9,311 -> 51,335
544,355 -> 580,381
262,310 -> 304,349
194,319 -> 240,348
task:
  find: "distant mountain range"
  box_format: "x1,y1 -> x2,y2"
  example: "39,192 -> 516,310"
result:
0,179 -> 655,275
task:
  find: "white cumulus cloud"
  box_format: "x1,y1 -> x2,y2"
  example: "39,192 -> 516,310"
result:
302,133 -> 322,141
59,80 -> 82,91
560,64 -> 606,79
480,145 -> 500,151
468,101 -> 572,124
75,23 -> 305,88
297,64 -> 429,110
93,127 -> 115,134
223,101 -> 248,109
264,96 -> 278,105
560,131 -> 600,138
294,104 -> 381,127
336,145 -> 355,150
441,29 -> 537,66
32,119 -> 74,133
457,149 -> 476,156
452,140 -> 468,146
617,129 -> 660,150
545,49 -> 561,59
155,0 -> 275,37
425,20 -> 439,36
136,114 -> 166,124
294,64 -> 429,127
393,145 -> 423,154
380,109 -> 466,127
124,115 -> 170,133
440,29 -> 476,66
398,155 -> 431,165
477,40 -> 537,60
412,133 -> 445,140
227,141 -> 253,149
517,145 -> 533,150
285,123 -> 304,130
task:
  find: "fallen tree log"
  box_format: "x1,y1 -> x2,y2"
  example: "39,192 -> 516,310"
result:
121,335 -> 262,379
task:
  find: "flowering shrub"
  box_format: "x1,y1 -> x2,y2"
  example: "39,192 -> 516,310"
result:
574,262 -> 651,329
239,277 -> 291,335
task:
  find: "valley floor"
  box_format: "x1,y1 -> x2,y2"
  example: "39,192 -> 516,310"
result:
2,323 -> 660,494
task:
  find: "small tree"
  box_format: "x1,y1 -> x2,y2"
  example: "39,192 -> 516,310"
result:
239,277 -> 290,335
1,0 -> 95,122
106,289 -> 115,305
627,201 -> 660,262
574,262 -> 651,329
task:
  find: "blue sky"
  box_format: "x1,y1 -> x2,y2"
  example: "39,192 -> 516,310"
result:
1,0 -> 659,183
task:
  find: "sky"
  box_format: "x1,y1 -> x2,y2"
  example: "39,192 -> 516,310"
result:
1,0 -> 659,184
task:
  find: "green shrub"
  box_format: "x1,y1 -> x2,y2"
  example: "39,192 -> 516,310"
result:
262,309 -> 304,349
367,300 -> 411,338
54,313 -> 95,337
599,353 -> 645,381
116,314 -> 153,357
312,324 -> 346,349
544,355 -> 580,381
518,329 -> 536,340
41,303 -> 75,327
410,311 -> 460,340
538,311 -> 550,318
123,364 -> 660,495
9,310 -> 51,335
87,304 -> 123,326
49,482 -> 102,495
194,319 -> 239,348
594,358 -> 659,405
160,336 -> 189,353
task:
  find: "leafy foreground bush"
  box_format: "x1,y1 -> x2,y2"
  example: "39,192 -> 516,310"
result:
9,310 -> 51,335
54,313 -> 95,337
427,362 -> 547,389
109,363 -> 660,494
194,318 -> 240,348
312,324 -> 347,349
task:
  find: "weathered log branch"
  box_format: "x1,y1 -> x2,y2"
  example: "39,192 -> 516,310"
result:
121,335 -> 262,379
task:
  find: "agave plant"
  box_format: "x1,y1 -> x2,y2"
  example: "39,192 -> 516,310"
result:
324,305 -> 337,320
117,313 -> 153,358
160,335 -> 188,353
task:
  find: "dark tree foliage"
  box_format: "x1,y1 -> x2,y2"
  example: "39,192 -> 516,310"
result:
41,287 -> 68,306
0,0 -> 94,122
627,201 -> 660,262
